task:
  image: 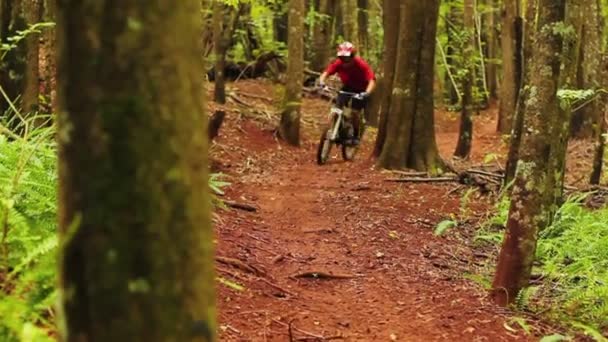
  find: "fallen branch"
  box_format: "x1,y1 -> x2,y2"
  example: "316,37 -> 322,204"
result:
466,169 -> 503,179
385,177 -> 458,183
273,319 -> 343,341
224,200 -> 258,212
289,271 -> 360,280
237,91 -> 273,102
216,256 -> 264,275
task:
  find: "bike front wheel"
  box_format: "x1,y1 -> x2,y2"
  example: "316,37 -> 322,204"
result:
317,128 -> 333,165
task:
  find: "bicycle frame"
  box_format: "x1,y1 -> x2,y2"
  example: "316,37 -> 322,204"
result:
326,90 -> 359,142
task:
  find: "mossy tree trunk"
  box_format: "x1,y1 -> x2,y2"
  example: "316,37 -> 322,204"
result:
279,0 -> 304,146
376,0 -> 442,172
492,0 -> 566,306
372,0 -> 399,158
454,0 -> 475,159
56,1 -> 215,340
497,0 -> 521,134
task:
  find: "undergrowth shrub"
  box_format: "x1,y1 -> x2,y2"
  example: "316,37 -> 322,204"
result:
477,193 -> 608,338
0,118 -> 229,341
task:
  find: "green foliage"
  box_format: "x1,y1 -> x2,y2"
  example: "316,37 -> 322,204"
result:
480,193 -> 608,337
0,117 -> 57,342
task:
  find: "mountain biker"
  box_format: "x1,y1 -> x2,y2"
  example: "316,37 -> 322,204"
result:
318,41 -> 376,145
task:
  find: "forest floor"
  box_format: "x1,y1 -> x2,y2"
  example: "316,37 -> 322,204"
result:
209,80 -> 595,342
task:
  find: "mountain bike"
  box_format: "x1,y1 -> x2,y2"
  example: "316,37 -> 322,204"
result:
316,88 -> 365,165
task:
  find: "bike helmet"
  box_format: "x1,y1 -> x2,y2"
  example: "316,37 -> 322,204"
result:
337,41 -> 356,57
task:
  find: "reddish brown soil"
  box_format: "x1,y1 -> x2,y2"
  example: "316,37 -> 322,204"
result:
210,81 -> 572,341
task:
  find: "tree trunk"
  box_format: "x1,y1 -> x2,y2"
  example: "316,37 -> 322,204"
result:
279,0 -> 304,146
377,0 -> 442,173
570,0 -> 603,138
504,0 -> 538,186
273,1 -> 288,44
212,1 -> 228,104
372,0 -> 400,158
340,0 -> 358,46
445,1 -> 461,107
590,55 -> 608,185
454,0 -> 475,158
497,0 -> 521,133
311,0 -> 334,72
41,0 -> 57,113
56,1 -> 215,340
20,0 -> 41,114
492,0 -> 566,306
357,0 -> 368,57
0,0 -> 26,119
485,0 -> 498,100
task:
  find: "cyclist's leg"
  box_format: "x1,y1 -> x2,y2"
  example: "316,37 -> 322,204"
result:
350,97 -> 367,143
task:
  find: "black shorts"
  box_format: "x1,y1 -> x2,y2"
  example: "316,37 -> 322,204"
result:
336,87 -> 367,111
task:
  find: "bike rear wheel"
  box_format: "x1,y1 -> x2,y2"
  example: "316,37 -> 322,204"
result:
317,128 -> 333,165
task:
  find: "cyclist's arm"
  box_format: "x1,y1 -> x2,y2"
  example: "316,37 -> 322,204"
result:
365,79 -> 376,94
319,71 -> 329,85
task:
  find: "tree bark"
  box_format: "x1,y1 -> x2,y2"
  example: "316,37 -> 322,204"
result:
504,0 -> 538,186
279,0 -> 304,146
590,54 -> 608,185
492,0 -> 566,306
372,0 -> 400,157
570,0 -> 603,138
484,0 -> 498,100
340,0 -> 358,46
454,0 -> 475,158
56,1 -> 215,340
357,0 -> 368,57
497,0 -> 521,133
310,0 -> 334,72
377,0 -> 442,173
20,0 -> 41,114
0,0 -> 26,119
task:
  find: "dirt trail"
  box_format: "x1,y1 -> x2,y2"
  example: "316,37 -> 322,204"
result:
212,81 -> 540,341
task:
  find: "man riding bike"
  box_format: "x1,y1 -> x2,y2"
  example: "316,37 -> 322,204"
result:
318,42 -> 376,146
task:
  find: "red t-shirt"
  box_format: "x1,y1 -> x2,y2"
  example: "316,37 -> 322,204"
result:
325,57 -> 376,92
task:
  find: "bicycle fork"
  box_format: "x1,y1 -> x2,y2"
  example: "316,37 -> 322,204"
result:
328,108 -> 343,142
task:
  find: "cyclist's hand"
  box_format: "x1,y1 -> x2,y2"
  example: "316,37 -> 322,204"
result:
318,82 -> 329,93
354,92 -> 369,100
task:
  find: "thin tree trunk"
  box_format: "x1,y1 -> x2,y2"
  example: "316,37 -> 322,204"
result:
492,0 -> 566,306
279,0 -> 304,146
497,0 -> 521,133
56,1 -> 215,339
571,0 -> 603,138
504,0 -> 538,186
485,0 -> 498,100
357,0 -> 368,57
21,0 -> 41,114
454,0 -> 475,158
